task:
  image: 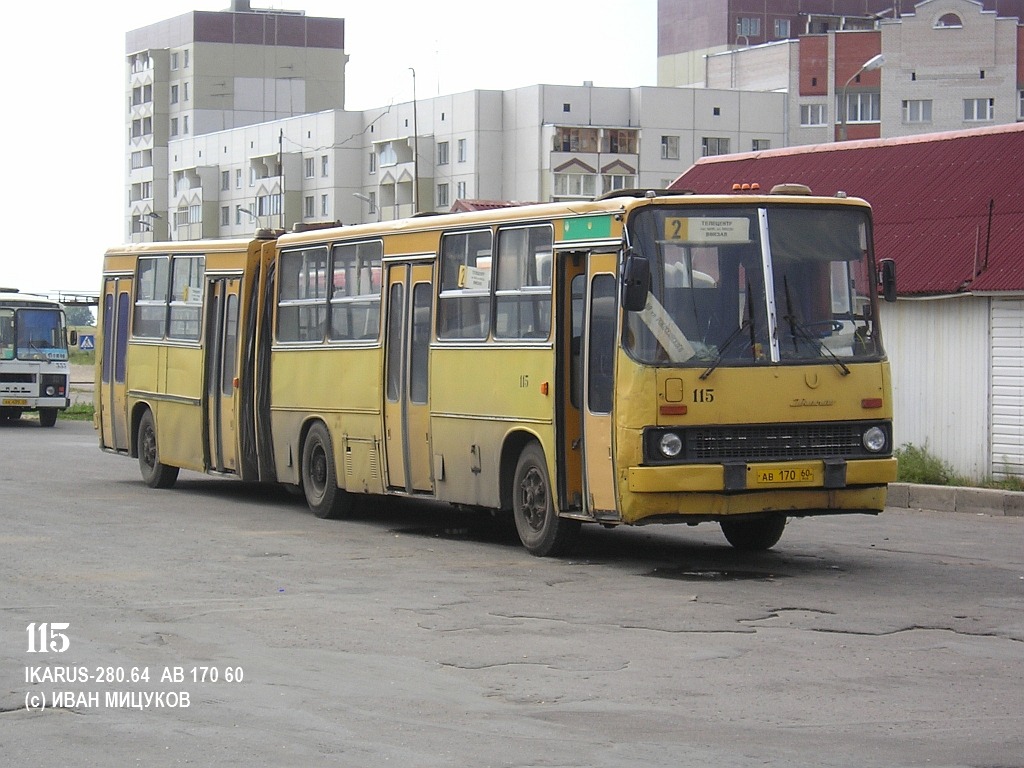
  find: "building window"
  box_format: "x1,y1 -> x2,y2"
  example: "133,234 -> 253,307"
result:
303,157 -> 314,178
183,115 -> 189,134
437,182 -> 449,208
304,196 -> 314,218
367,192 -> 376,214
752,139 -> 771,151
321,194 -> 329,216
368,151 -> 376,174
602,173 -> 635,193
321,155 -> 329,177
902,99 -> 933,123
661,135 -> 680,160
170,118 -> 179,137
701,137 -> 730,157
774,18 -> 791,39
604,129 -> 638,154
554,126 -> 599,153
183,83 -> 189,102
936,13 -> 963,28
737,17 -> 761,38
1019,91 -> 1024,120
457,138 -> 467,162
964,98 -> 994,121
841,92 -> 881,123
379,143 -> 397,166
235,169 -> 242,189
438,141 -> 449,165
553,172 -> 597,198
221,170 -> 230,191
256,194 -> 281,217
183,49 -> 190,68
456,181 -> 467,199
171,52 -> 179,70
221,206 -> 230,226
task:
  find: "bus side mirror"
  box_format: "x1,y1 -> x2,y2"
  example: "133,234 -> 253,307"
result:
879,259 -> 897,303
68,329 -> 78,346
621,252 -> 650,312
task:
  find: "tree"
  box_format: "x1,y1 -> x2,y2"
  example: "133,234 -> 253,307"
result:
65,306 -> 96,327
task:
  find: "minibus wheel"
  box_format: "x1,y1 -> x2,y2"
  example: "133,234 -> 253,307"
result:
301,421 -> 352,519
719,515 -> 786,551
512,441 -> 579,557
137,409 -> 179,489
38,408 -> 58,427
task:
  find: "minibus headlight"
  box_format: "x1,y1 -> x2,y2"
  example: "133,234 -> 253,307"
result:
44,385 -> 57,396
659,432 -> 684,459
862,426 -> 887,453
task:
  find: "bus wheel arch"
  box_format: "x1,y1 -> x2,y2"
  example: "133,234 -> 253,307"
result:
136,407 -> 179,489
299,419 -> 353,519
719,514 -> 787,551
510,438 -> 580,557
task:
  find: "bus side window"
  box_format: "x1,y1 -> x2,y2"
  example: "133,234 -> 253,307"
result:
438,229 -> 492,340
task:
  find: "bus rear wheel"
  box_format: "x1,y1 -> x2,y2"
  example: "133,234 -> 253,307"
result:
512,441 -> 579,557
38,408 -> 58,427
720,515 -> 786,551
137,410 -> 179,489
301,422 -> 352,519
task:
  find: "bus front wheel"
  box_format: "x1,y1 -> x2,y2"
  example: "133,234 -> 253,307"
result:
38,408 -> 58,427
301,422 -> 352,519
137,410 -> 179,489
512,442 -> 579,557
720,515 -> 786,551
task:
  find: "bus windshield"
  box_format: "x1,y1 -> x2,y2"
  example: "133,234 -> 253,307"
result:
1,308 -> 69,361
623,204 -> 882,368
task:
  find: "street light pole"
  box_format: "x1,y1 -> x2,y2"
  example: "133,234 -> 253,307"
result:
839,53 -> 885,142
409,67 -> 419,215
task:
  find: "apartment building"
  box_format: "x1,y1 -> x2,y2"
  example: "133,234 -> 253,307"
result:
676,0 -> 1024,144
125,1 -> 346,240
158,84 -> 786,240
125,4 -> 786,240
658,0 -> 1024,87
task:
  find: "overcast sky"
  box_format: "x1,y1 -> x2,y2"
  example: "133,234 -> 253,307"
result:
0,1 -> 656,295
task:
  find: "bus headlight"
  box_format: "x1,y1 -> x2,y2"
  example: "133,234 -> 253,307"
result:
862,426 -> 887,453
659,432 -> 684,459
44,385 -> 57,396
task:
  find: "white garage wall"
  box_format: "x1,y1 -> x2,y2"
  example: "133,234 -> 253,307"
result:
880,297 -> 991,480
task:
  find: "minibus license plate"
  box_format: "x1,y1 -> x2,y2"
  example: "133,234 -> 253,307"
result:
2,398 -> 28,406
756,466 -> 816,484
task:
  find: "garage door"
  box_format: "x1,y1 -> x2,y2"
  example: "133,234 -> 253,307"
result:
991,299 -> 1024,479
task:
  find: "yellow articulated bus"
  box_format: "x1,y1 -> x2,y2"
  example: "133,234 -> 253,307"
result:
97,187 -> 898,556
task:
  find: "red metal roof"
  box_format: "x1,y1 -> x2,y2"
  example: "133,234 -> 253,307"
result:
671,124 -> 1024,295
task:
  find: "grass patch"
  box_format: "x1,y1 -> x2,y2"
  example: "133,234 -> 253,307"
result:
59,403 -> 95,421
895,443 -> 1024,491
68,350 -> 95,366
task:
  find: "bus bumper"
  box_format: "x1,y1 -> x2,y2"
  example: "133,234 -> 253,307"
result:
622,457 -> 898,523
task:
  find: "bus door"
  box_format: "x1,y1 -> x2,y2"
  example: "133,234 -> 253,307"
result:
383,261 -> 434,494
99,276 -> 132,453
581,253 -> 619,516
204,277 -> 241,473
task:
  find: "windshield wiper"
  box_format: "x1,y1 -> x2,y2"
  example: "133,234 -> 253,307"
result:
700,281 -> 758,380
782,278 -> 850,376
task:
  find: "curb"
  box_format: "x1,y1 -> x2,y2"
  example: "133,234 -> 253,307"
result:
888,482 -> 1024,517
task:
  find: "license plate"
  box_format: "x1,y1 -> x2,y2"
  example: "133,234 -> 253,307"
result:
755,466 -> 817,484
2,398 -> 28,406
